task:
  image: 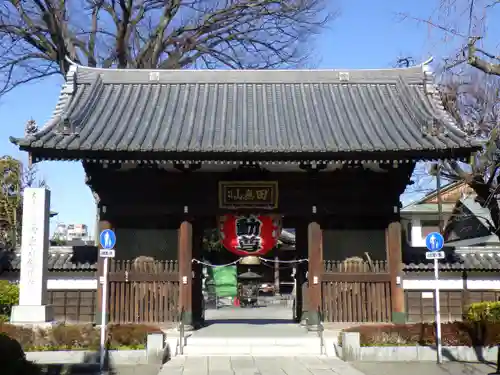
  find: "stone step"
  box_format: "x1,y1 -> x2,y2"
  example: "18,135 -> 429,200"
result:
185,336 -> 320,346
176,335 -> 325,356
181,344 -> 324,356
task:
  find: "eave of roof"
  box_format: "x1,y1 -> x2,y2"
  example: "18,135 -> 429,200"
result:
403,252 -> 500,271
401,203 -> 455,214
10,60 -> 479,162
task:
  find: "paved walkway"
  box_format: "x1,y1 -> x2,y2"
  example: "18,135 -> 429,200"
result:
351,362 -> 496,375
196,302 -> 307,339
39,363 -> 162,375
159,356 -> 366,375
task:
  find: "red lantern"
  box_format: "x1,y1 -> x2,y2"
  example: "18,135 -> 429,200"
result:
219,214 -> 282,256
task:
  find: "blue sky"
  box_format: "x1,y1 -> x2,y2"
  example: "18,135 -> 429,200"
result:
1,0 -> 498,237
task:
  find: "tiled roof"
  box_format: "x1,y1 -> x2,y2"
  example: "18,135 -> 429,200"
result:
443,197 -> 499,246
401,203 -> 455,214
11,63 -> 476,160
0,247 -> 97,272
403,251 -> 500,272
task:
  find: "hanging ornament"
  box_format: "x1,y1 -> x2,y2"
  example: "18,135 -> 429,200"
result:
219,214 -> 282,256
239,256 -> 261,265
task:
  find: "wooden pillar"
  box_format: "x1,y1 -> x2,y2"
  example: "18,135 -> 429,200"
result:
307,221 -> 323,330
386,221 -> 405,323
295,223 -> 308,324
178,220 -> 193,329
96,219 -> 113,322
191,220 -> 204,328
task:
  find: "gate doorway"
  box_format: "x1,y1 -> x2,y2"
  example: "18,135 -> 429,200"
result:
196,226 -> 299,328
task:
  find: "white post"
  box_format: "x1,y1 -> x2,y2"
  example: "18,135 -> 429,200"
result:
274,255 -> 280,295
100,256 -> 109,373
11,188 -> 53,324
434,257 -> 443,364
435,163 -> 443,364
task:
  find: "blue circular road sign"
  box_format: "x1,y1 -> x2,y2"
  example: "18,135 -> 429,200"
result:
425,232 -> 444,252
100,229 -> 116,249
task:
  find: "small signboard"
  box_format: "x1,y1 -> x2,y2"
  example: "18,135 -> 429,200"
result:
99,229 -> 116,249
425,251 -> 445,260
99,249 -> 115,258
219,181 -> 278,209
425,232 -> 444,252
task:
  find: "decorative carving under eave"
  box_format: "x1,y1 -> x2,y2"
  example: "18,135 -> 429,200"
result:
173,162 -> 202,172
299,162 -> 327,173
25,119 -> 38,136
362,163 -> 390,173
92,191 -> 100,204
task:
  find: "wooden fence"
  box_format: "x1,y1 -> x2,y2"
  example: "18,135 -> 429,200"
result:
107,260 -> 180,324
322,260 -> 392,322
406,290 -> 500,323
48,290 -> 96,323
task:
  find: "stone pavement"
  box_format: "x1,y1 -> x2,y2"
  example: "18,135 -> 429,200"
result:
39,363 -> 162,375
351,361 -> 497,375
159,356 -> 366,375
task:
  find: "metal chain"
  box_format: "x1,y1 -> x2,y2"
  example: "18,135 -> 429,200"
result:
192,257 -> 308,268
259,257 -> 308,264
259,261 -> 297,270
192,258 -> 240,268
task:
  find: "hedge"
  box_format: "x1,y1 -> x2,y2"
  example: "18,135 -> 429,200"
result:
0,281 -> 19,322
0,323 -> 163,351
343,321 -> 500,347
466,301 -> 500,323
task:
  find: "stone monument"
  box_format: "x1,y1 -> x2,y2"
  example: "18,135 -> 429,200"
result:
10,188 -> 53,324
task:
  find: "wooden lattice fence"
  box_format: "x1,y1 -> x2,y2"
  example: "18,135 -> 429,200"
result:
107,259 -> 179,324
322,260 -> 392,322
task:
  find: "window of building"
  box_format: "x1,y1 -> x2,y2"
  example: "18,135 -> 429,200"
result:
421,220 -> 441,238
406,222 -> 412,244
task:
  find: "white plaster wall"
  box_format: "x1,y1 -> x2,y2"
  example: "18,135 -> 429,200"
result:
0,275 -> 97,290
406,214 -> 451,247
1,275 -> 499,291
403,277 -> 500,290
410,218 -> 425,247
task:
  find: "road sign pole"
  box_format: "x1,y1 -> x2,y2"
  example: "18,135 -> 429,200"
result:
425,231 -> 444,365
434,257 -> 443,364
100,256 -> 109,373
98,228 -> 116,374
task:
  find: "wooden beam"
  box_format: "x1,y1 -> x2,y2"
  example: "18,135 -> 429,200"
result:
294,223 -> 308,324
386,221 -> 405,323
321,273 -> 391,282
178,220 -> 193,328
105,202 -> 398,218
191,220 -> 204,328
108,272 -> 178,282
307,221 -> 323,331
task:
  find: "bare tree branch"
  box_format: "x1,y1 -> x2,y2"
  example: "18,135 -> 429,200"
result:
0,0 -> 336,95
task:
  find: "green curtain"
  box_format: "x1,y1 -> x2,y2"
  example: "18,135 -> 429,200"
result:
211,266 -> 237,297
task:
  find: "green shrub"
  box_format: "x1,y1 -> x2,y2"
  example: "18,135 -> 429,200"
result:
466,301 -> 500,323
0,281 -> 19,320
44,323 -> 100,351
108,324 -> 163,349
0,323 -> 37,350
344,321 -> 500,347
0,322 -> 161,351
